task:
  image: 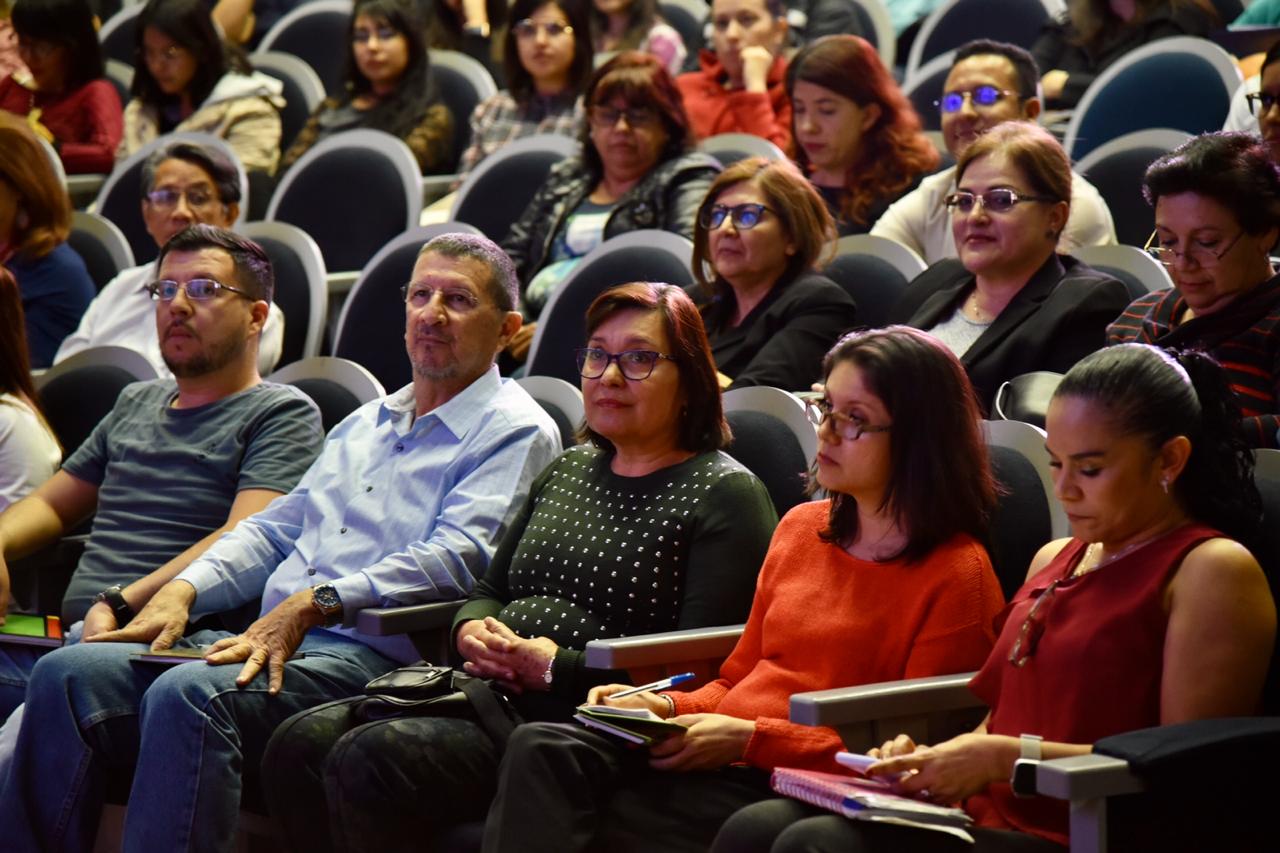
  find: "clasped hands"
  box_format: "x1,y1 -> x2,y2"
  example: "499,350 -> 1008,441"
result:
457,616 -> 558,693
587,683 -> 756,772
87,582 -> 319,695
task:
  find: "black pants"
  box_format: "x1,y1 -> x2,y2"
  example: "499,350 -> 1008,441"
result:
262,695 -> 503,853
710,799 -> 1066,853
482,722 -> 777,853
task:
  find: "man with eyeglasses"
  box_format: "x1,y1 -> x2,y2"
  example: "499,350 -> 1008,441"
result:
0,223 -> 322,751
0,231 -> 562,851
871,39 -> 1116,264
54,140 -> 285,375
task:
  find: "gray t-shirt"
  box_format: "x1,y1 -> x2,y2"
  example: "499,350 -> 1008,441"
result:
60,380 -> 323,624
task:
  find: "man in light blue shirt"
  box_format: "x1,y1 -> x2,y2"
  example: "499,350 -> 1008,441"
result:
0,233 -> 562,852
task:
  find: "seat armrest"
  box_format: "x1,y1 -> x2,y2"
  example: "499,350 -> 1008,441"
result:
354,600 -> 465,636
584,624 -> 744,669
1035,753 -> 1145,801
790,672 -> 979,727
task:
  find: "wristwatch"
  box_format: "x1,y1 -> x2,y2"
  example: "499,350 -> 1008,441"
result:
542,655 -> 555,687
93,584 -> 136,624
1010,733 -> 1043,798
311,583 -> 343,627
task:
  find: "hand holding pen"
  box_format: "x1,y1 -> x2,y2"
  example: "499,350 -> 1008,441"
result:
586,673 -> 696,716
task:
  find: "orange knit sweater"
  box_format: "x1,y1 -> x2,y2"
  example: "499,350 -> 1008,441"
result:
669,500 -> 1005,772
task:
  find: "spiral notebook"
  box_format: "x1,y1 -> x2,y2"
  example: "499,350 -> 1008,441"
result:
771,768 -> 975,842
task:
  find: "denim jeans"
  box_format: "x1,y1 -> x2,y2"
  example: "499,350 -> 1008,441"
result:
0,628 -> 397,853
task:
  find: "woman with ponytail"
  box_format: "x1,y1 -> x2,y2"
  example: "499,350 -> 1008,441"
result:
717,343 -> 1276,852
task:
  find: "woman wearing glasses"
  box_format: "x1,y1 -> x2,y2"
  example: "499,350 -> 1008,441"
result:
281,0 -> 454,174
501,51 -> 719,356
120,0 -> 285,174
455,0 -> 592,184
0,0 -> 121,174
262,282 -> 778,850
482,325 -> 1005,853
889,120 -> 1129,412
1108,132 -> 1280,448
787,35 -> 938,236
719,343 -> 1273,852
692,157 -> 855,391
0,111 -> 93,368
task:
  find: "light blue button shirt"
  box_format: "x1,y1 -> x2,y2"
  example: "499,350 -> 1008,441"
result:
177,366 -> 562,663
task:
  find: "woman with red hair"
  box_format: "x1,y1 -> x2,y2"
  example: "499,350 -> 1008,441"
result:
787,35 -> 939,236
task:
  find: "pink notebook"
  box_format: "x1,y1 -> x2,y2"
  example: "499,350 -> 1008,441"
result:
771,768 -> 975,840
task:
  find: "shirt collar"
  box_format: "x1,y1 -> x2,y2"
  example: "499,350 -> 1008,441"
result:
380,365 -> 503,440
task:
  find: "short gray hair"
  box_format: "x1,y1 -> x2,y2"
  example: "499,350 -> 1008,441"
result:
140,140 -> 241,205
416,232 -> 518,312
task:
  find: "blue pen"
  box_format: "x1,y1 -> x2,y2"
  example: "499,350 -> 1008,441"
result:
608,672 -> 695,699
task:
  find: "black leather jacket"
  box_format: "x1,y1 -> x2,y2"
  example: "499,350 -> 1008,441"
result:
501,150 -> 720,290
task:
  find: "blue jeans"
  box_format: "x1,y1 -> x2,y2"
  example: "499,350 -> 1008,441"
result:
0,620 -> 83,717
0,628 -> 397,853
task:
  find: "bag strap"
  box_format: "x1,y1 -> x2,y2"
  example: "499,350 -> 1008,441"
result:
454,674 -> 519,749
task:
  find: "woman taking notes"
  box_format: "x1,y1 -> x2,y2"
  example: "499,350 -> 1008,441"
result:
481,326 -> 1007,852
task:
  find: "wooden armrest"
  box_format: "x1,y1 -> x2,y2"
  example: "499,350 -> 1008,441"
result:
790,672 -> 979,727
1035,754 -> 1145,801
584,624 -> 744,669
354,600 -> 465,636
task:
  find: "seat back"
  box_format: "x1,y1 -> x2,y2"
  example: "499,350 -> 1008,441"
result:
430,50 -> 500,173
451,135 -> 579,240
822,234 -> 928,330
94,133 -> 249,264
69,210 -> 135,292
98,3 -> 143,67
698,132 -> 787,168
1063,37 -> 1241,161
902,50 -> 955,132
267,356 -> 386,434
241,221 -> 328,366
516,375 -> 584,448
104,58 -> 134,107
266,129 -> 423,273
657,0 -> 708,71
906,0 -> 1054,79
1251,449 -> 1280,714
257,0 -> 353,98
992,370 -> 1064,430
722,387 -> 817,518
250,50 -> 326,152
1071,244 -> 1172,301
985,418 -> 1067,541
332,223 -> 483,391
1076,129 -> 1191,247
35,346 -> 158,456
525,231 -> 696,385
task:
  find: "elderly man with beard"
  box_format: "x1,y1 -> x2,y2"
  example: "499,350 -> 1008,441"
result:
0,231 -> 562,853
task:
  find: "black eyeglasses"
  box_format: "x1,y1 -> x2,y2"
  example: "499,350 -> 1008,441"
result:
935,85 -> 1015,113
944,189 -> 1059,215
1246,91 -> 1280,115
588,105 -> 659,129
513,19 -> 573,39
146,279 -> 253,302
1142,229 -> 1245,269
576,348 -> 676,380
804,398 -> 891,441
699,203 -> 771,231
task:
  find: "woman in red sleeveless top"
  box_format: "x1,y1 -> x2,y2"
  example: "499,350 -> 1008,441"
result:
715,343 -> 1276,852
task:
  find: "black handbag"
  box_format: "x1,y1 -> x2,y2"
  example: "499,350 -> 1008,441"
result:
353,664 -> 523,749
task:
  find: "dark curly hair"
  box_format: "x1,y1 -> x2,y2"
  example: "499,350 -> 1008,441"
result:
1143,131 -> 1280,237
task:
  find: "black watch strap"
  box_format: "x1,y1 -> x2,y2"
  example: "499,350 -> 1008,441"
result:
95,584 -> 136,623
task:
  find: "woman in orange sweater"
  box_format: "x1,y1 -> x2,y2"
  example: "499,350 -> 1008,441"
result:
480,325 -> 1007,853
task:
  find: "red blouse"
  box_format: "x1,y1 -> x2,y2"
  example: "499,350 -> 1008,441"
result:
0,75 -> 122,174
966,524 -> 1222,846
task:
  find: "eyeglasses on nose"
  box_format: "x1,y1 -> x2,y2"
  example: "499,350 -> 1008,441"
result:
576,348 -> 676,380
589,105 -> 659,129
142,45 -> 185,64
1246,91 -> 1280,115
944,188 -> 1058,215
1142,229 -> 1244,269
146,278 -> 253,302
353,26 -> 398,44
699,203 -> 770,231
145,188 -> 218,212
804,398 -> 891,441
935,85 -> 1014,113
513,19 -> 573,39
400,284 -> 482,312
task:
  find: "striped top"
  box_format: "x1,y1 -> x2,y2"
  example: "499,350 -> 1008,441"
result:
1106,275 -> 1280,448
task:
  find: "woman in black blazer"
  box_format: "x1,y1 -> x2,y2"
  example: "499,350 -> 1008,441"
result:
888,121 -> 1130,412
693,157 -> 858,391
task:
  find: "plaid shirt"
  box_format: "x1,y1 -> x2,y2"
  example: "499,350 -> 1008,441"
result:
1107,275 -> 1280,448
457,90 -> 583,180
